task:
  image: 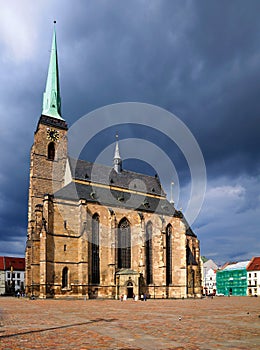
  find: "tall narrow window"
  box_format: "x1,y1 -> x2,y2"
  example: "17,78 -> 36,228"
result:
166,224 -> 172,285
47,142 -> 55,160
146,221 -> 153,284
91,214 -> 100,284
62,267 -> 68,288
118,218 -> 131,269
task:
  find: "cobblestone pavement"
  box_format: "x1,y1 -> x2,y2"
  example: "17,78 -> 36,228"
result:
0,296 -> 259,349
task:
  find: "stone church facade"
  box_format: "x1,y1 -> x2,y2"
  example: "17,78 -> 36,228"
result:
25,26 -> 201,299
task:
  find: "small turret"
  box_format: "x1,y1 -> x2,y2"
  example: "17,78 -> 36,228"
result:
113,134 -> 122,173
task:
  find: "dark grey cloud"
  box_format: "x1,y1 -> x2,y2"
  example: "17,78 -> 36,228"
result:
0,0 -> 259,263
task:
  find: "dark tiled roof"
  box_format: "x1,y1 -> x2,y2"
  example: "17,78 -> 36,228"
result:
247,257 -> 260,271
68,157 -> 165,197
55,181 -> 177,216
185,226 -> 197,238
182,216 -> 197,238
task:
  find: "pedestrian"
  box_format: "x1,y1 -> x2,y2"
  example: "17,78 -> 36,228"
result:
141,294 -> 144,301
144,293 -> 147,301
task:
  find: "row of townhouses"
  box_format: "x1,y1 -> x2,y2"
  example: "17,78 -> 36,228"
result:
0,257 -> 25,295
202,257 -> 260,297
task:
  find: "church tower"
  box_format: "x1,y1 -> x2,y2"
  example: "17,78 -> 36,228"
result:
26,23 -> 68,296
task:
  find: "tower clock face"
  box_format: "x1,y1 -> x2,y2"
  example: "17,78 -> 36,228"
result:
47,128 -> 59,141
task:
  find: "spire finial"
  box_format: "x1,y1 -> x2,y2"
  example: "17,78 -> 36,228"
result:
114,133 -> 122,173
42,22 -> 63,120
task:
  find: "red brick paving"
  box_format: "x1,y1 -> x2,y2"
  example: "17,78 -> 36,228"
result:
0,296 -> 259,349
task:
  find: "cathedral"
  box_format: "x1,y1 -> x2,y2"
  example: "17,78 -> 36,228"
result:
25,26 -> 202,299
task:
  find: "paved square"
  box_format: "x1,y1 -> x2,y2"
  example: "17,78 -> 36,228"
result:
0,296 -> 259,349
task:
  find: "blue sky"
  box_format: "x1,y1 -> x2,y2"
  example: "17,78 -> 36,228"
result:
0,0 -> 259,265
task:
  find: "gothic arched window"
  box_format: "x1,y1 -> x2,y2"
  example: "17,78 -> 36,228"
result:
166,224 -> 172,286
62,267 -> 68,288
118,218 -> 131,269
47,142 -> 55,160
145,221 -> 153,285
91,214 -> 100,284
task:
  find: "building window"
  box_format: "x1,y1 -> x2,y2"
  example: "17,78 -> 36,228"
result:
145,221 -> 153,285
47,142 -> 55,160
17,273 -> 20,279
64,244 -> 67,252
249,273 -> 251,278
166,224 -> 172,285
91,214 -> 100,284
7,273 -> 10,279
62,267 -> 68,288
254,273 -> 257,277
118,218 -> 131,269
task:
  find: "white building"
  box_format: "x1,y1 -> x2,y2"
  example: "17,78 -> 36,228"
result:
0,256 -> 25,295
202,259 -> 218,295
247,257 -> 260,296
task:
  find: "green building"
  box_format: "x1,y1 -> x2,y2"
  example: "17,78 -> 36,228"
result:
216,261 -> 250,296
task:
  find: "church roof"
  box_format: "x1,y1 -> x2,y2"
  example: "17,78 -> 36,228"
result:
68,157 -> 166,197
54,180 -> 177,216
185,225 -> 197,237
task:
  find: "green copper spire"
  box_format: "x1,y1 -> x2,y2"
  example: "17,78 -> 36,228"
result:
42,22 -> 63,120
